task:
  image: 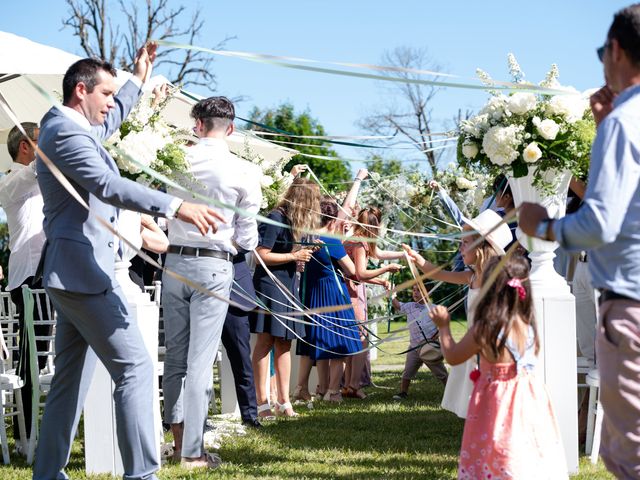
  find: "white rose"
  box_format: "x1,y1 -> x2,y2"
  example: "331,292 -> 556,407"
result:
523,142 -> 542,163
507,92 -> 536,115
462,142 -> 479,159
534,118 -> 560,140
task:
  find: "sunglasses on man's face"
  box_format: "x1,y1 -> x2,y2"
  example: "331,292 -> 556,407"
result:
597,41 -> 610,62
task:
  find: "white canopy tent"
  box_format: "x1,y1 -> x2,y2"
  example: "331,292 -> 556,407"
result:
0,31 -> 296,172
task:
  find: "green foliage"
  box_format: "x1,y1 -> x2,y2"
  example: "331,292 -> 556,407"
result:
247,103 -> 352,189
365,155 -> 405,177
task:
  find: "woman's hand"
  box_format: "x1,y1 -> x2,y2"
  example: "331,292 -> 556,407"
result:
355,168 -> 369,181
428,180 -> 440,191
402,244 -> 426,269
151,83 -> 169,107
290,164 -> 308,177
429,305 -> 451,328
384,263 -> 404,273
292,248 -> 313,263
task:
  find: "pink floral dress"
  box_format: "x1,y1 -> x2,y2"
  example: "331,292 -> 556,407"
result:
458,328 -> 568,480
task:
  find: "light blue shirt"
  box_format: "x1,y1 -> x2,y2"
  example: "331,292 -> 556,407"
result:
553,84 -> 640,301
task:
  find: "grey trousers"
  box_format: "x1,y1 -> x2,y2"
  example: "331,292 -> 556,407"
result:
162,254 -> 232,458
573,260 -> 597,363
33,285 -> 158,480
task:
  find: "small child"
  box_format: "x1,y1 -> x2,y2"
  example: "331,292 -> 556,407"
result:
430,255 -> 567,479
391,284 -> 448,401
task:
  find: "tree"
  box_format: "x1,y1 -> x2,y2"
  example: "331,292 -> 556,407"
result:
63,0 -> 233,90
359,46 -> 447,179
247,103 -> 352,188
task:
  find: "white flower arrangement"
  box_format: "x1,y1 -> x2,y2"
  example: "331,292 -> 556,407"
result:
106,87 -> 191,185
459,55 -> 596,191
239,139 -> 292,212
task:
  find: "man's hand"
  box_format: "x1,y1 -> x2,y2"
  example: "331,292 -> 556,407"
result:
428,180 -> 440,191
176,201 -> 226,236
518,202 -> 549,237
133,42 -> 158,83
590,86 -> 616,126
151,83 -> 169,107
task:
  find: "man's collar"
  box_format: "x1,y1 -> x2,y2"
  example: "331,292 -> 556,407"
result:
197,137 -> 230,150
56,105 -> 92,131
614,83 -> 640,107
7,162 -> 26,173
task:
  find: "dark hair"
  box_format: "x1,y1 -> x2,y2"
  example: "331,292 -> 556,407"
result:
492,174 -> 512,197
190,96 -> 235,132
7,122 -> 38,161
473,255 -> 539,360
63,58 -> 117,104
609,4 -> 640,66
320,196 -> 338,227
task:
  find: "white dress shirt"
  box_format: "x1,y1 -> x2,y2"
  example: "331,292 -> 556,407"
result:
168,137 -> 262,255
0,162 -> 46,290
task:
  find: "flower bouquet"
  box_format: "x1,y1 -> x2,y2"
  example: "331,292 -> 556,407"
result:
239,138 -> 293,213
106,86 -> 191,186
458,54 -> 596,193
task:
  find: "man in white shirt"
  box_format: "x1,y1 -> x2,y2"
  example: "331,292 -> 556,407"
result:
0,122 -> 48,449
162,96 -> 262,469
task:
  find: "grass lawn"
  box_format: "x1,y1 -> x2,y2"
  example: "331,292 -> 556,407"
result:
1,323 -> 614,479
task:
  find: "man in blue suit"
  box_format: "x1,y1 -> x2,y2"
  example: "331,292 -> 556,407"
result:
33,44 -> 223,480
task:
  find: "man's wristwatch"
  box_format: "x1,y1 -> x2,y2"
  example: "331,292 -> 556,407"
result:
535,218 -> 554,241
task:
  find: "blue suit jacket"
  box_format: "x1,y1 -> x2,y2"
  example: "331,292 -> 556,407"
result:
36,80 -> 175,294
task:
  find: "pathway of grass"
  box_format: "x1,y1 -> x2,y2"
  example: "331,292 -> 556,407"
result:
1,322 -> 614,479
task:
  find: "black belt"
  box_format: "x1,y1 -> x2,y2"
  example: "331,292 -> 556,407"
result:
599,289 -> 639,305
168,245 -> 232,261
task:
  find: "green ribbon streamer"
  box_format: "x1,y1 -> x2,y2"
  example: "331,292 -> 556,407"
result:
155,39 -> 570,95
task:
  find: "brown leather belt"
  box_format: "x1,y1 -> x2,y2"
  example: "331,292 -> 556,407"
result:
167,245 -> 232,262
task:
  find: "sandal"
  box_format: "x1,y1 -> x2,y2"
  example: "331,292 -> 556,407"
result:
292,385 -> 312,402
343,387 -> 367,399
323,390 -> 343,403
257,403 -> 276,421
181,452 -> 222,470
275,401 -> 299,417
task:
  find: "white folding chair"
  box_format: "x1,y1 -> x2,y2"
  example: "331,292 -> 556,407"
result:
22,286 -> 56,464
0,291 -> 27,464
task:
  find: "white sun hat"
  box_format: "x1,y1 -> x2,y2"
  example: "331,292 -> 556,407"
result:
462,209 -> 513,256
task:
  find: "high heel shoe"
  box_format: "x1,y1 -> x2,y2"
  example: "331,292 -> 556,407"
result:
257,403 -> 276,421
275,401 -> 299,418
323,390 -> 343,403
292,385 -> 312,402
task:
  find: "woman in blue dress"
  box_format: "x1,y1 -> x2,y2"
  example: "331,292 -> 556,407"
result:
299,197 -> 362,402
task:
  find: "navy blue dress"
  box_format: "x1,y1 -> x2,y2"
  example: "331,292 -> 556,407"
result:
300,236 -> 361,360
250,209 -> 306,340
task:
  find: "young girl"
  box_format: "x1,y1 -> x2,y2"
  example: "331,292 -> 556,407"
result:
404,209 -> 511,418
430,255 -> 567,479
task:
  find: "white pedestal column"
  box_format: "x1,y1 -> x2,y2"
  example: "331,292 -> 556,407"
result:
84,261 -> 161,476
534,290 -> 578,474
220,347 -> 241,416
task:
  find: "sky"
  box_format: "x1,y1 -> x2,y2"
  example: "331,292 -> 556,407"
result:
0,0 -> 631,172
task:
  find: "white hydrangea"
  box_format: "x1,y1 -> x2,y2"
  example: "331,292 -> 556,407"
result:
461,113 -> 490,137
507,92 -> 536,115
480,95 -> 508,121
533,117 -> 560,140
546,94 -> 588,123
482,125 -> 521,166
462,142 -> 479,159
116,130 -> 165,173
456,177 -> 478,190
260,174 -> 274,187
523,142 -> 542,163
